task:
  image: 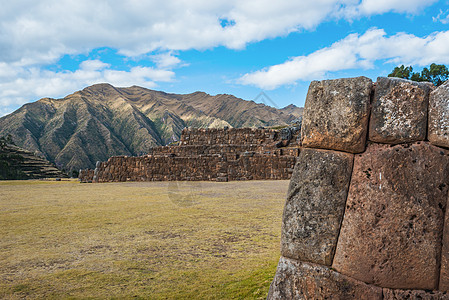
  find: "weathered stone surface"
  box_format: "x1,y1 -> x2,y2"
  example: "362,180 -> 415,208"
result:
369,77 -> 433,144
180,127 -> 301,147
267,257 -> 382,300
301,76 -> 372,153
383,288 -> 449,299
439,188 -> 449,291
80,127 -> 301,183
281,148 -> 353,265
429,81 -> 449,148
332,142 -> 449,290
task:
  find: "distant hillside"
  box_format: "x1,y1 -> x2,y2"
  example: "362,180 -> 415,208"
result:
0,84 -> 303,172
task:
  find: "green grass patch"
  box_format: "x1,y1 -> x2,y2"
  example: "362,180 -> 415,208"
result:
0,180 -> 286,299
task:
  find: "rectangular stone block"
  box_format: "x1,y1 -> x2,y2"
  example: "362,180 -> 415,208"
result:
429,81 -> 449,148
369,77 -> 432,144
267,257 -> 382,300
281,148 -> 353,265
301,76 -> 372,153
332,142 -> 449,290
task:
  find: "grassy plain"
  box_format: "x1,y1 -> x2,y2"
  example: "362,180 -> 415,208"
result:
0,179 -> 288,299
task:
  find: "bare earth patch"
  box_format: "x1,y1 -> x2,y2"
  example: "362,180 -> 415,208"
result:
0,179 -> 287,299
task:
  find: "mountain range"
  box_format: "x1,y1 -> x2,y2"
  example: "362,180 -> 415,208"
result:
0,84 -> 303,172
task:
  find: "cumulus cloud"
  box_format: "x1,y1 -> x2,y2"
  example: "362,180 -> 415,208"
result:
0,0 -> 439,66
239,29 -> 449,90
0,59 -> 175,116
0,0 -> 441,115
150,52 -> 183,69
348,0 -> 438,16
433,9 -> 449,24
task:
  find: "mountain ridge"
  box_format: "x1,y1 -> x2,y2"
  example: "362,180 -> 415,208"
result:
0,83 -> 303,172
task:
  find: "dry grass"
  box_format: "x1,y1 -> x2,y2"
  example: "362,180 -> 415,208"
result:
0,179 -> 288,299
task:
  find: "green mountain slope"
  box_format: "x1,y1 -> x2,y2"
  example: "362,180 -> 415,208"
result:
0,84 -> 302,172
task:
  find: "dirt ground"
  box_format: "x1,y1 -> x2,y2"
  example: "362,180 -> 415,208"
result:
0,179 -> 288,299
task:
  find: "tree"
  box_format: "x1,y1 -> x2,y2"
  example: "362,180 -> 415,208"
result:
421,64 -> 449,86
388,64 -> 449,86
388,65 -> 414,79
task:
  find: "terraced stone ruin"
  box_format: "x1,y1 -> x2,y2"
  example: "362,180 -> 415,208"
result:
269,77 -> 449,298
79,126 -> 301,182
0,143 -> 66,179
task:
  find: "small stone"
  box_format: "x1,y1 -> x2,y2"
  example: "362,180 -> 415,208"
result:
429,81 -> 449,148
332,142 -> 449,290
216,176 -> 228,182
281,148 -> 353,266
267,257 -> 382,300
301,76 -> 372,153
369,77 -> 432,144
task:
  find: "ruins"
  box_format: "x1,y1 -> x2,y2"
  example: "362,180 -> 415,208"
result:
79,126 -> 301,183
268,77 -> 449,298
78,75 -> 449,297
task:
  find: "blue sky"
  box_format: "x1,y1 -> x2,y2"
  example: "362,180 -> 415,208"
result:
0,0 -> 448,116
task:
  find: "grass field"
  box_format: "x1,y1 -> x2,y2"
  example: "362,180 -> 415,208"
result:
0,179 -> 288,299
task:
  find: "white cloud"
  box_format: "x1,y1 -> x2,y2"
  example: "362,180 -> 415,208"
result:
433,9 -> 449,24
0,0 -> 439,67
0,59 -> 175,116
0,0 -> 441,116
79,60 -> 110,71
358,0 -> 437,15
150,52 -> 183,69
239,29 -> 449,89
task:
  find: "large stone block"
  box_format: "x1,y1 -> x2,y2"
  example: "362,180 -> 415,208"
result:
332,142 -> 449,290
369,77 -> 432,144
301,76 -> 372,153
267,257 -> 382,300
281,148 -> 353,265
429,81 -> 449,148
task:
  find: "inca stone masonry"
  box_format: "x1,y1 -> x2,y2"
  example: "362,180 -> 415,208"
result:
79,126 -> 301,183
269,77 -> 449,298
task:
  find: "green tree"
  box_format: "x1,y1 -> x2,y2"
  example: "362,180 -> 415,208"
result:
421,63 -> 449,86
388,63 -> 448,86
388,65 -> 414,79
410,72 -> 424,82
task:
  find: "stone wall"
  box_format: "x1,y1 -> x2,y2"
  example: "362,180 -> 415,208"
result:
79,169 -> 94,182
268,77 -> 449,298
179,127 -> 291,146
79,126 -> 300,183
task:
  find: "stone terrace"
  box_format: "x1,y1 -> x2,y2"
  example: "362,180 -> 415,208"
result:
79,126 -> 301,183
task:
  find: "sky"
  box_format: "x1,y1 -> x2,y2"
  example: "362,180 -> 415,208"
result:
0,0 -> 449,117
